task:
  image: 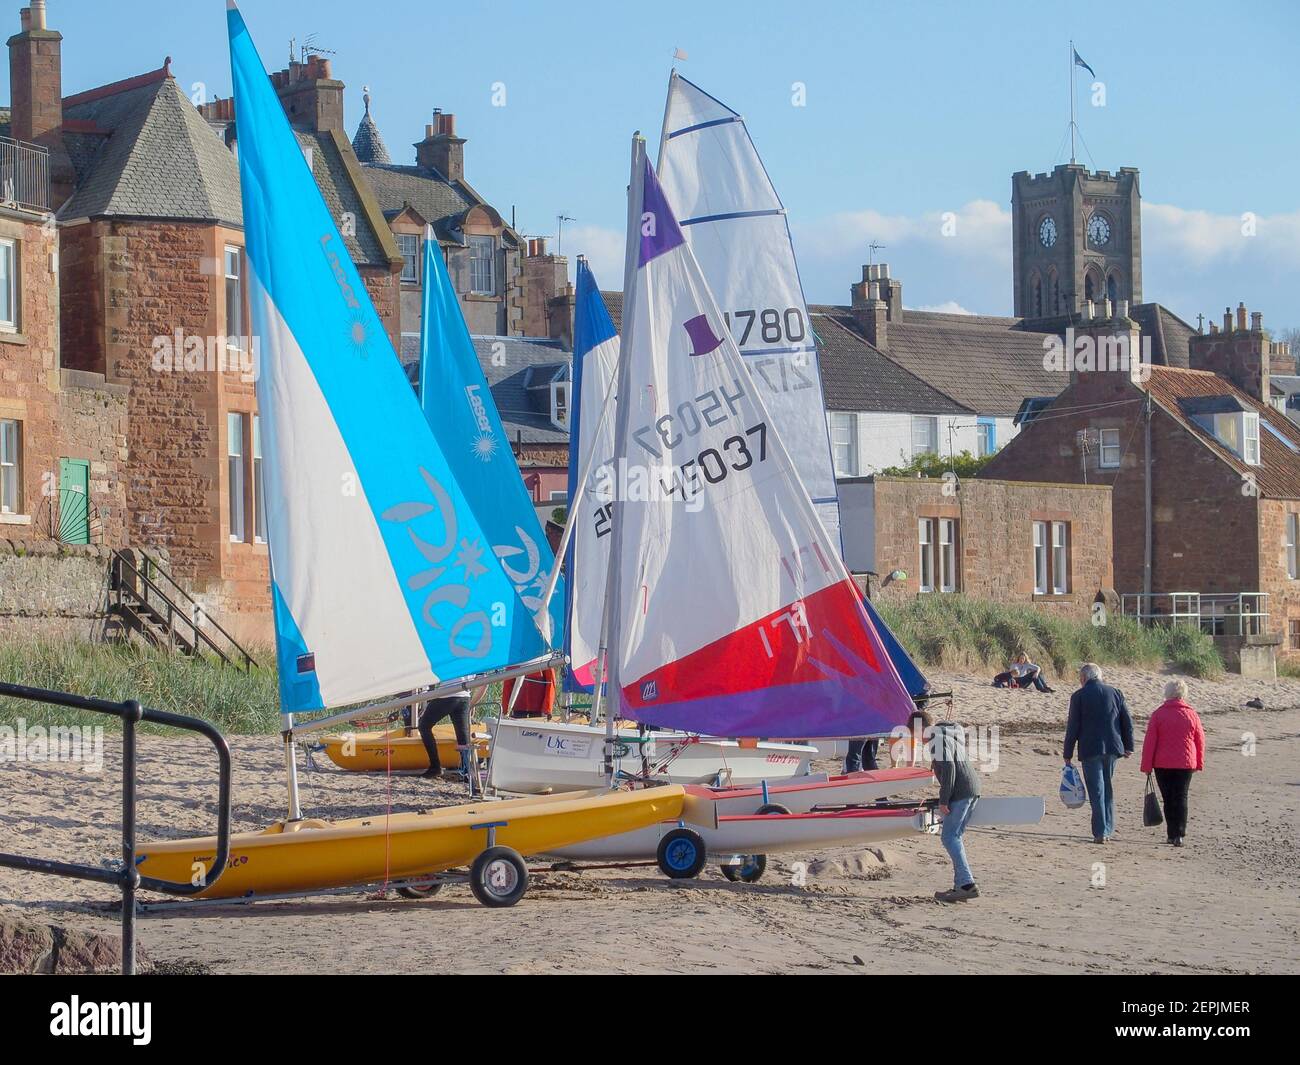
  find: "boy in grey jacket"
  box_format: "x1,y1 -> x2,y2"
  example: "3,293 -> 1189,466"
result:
931,720 -> 982,902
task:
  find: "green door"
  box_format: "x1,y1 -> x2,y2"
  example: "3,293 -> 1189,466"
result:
58,458 -> 90,545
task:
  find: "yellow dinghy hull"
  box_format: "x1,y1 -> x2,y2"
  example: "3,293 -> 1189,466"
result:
135,786 -> 695,900
318,726 -> 489,773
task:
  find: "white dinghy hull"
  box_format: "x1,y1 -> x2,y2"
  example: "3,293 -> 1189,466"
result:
488,717 -> 814,795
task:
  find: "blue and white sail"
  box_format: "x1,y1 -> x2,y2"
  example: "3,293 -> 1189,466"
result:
416,227 -> 564,644
564,258 -> 620,690
657,73 -> 842,544
228,3 -> 547,714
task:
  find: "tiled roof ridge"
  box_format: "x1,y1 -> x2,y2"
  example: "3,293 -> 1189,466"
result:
63,63 -> 171,109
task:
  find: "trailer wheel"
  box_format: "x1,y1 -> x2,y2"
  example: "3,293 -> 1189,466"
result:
656,828 -> 707,879
721,854 -> 767,883
754,802 -> 791,816
469,846 -> 529,908
396,881 -> 442,899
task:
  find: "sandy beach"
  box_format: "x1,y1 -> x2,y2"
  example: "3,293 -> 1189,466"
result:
2,665 -> 1297,974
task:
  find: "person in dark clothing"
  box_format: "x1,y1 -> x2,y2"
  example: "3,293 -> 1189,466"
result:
1063,663 -> 1134,843
993,652 -> 1055,692
844,737 -> 880,773
418,690 -> 472,780
930,719 -> 982,902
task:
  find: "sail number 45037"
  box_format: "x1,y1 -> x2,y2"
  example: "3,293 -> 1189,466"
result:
659,423 -> 768,501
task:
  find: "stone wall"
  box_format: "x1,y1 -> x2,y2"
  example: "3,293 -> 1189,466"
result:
868,475 -> 1113,615
0,541 -> 113,639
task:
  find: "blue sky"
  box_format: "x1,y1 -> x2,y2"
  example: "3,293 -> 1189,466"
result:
22,0 -> 1300,328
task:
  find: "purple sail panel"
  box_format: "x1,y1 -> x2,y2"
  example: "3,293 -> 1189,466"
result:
638,157 -> 685,267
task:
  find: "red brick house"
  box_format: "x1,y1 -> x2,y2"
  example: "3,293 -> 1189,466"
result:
982,305 -> 1300,664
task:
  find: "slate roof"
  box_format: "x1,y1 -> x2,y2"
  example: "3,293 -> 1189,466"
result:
1146,366 -> 1300,499
813,312 -> 970,414
1129,303 -> 1197,368
350,94 -> 391,164
58,72 -> 243,227
361,162 -> 521,250
54,70 -> 394,269
471,335 -> 571,445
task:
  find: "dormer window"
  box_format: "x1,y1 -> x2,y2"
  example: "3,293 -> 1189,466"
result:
1180,396 -> 1260,466
551,379 -> 570,430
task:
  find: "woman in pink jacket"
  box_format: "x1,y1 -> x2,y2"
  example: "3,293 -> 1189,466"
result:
1140,678 -> 1206,847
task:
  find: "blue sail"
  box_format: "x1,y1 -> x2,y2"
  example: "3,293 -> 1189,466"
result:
416,229 -> 565,647
563,259 -> 620,692
861,595 -> 928,698
227,3 -> 547,713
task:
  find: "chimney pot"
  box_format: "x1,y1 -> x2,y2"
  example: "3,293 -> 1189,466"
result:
878,263 -> 890,281
30,0 -> 45,31
1209,322 -> 1219,335
19,7 -> 30,31
1237,302 -> 1248,332
1117,299 -> 1129,318
867,281 -> 880,300
1224,308 -> 1233,334
1251,311 -> 1263,332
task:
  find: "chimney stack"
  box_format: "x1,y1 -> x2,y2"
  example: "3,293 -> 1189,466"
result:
270,50 -> 345,132
8,1 -> 63,143
416,109 -> 466,183
850,268 -> 888,347
1190,300 -> 1272,402
1251,311 -> 1262,333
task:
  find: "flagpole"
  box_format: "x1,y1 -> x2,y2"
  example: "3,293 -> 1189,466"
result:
1069,39 -> 1076,164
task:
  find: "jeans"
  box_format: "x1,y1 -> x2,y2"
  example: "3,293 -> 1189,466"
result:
1081,754 -> 1119,839
1154,767 -> 1193,840
844,737 -> 880,773
941,796 -> 979,888
418,694 -> 471,774
995,670 -> 1050,691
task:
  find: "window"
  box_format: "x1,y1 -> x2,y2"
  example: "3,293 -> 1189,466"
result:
1084,273 -> 1096,304
0,238 -> 17,331
1033,519 -> 1069,594
911,415 -> 938,458
1243,412 -> 1260,465
253,415 -> 266,543
228,412 -> 246,542
918,518 -> 933,592
0,418 -> 19,513
1106,274 -> 1119,305
551,380 -> 570,430
1033,521 -> 1048,595
1032,278 -> 1042,317
224,246 -> 244,354
1288,514 -> 1299,580
1291,619 -> 1300,651
549,491 -> 568,503
829,413 -> 858,476
977,417 -> 997,458
397,233 -> 420,283
469,235 -> 496,295
1099,427 -> 1122,468
1052,521 -> 1069,594
918,517 -> 958,594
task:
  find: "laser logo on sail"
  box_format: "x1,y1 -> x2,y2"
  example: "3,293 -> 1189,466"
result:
465,385 -> 499,462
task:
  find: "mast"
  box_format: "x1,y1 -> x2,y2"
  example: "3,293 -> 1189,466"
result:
591,133 -> 647,782
1069,39 -> 1077,164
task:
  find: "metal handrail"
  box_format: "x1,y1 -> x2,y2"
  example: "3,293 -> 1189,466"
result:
109,549 -> 258,670
133,547 -> 259,670
0,135 -> 50,214
0,681 -> 232,975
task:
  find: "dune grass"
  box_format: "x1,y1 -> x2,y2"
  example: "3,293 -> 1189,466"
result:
875,595 -> 1223,680
0,637 -> 281,734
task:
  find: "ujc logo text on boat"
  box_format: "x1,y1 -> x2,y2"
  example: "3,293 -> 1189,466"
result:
50,996 -> 151,1045
683,314 -> 724,358
640,679 -> 659,701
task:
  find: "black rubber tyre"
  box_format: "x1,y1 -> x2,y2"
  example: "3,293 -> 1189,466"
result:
469,846 -> 529,908
656,827 -> 707,879
721,854 -> 768,883
754,802 -> 791,816
396,881 -> 443,899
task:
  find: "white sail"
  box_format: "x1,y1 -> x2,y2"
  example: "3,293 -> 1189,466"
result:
657,73 -> 841,544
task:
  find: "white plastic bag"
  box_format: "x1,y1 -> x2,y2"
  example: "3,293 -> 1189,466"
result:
1059,764 -> 1087,809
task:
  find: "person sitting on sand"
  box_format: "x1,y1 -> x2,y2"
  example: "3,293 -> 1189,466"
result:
929,715 -> 981,903
1064,663 -> 1133,843
418,688 -> 472,782
993,652 -> 1055,692
1139,678 -> 1205,848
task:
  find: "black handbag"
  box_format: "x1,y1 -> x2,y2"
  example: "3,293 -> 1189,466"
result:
1143,773 -> 1164,828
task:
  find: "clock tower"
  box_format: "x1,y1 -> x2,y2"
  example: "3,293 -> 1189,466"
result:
1011,164 -> 1142,319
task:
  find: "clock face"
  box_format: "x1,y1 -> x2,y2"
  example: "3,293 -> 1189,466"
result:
1088,214 -> 1112,247
1038,216 -> 1057,248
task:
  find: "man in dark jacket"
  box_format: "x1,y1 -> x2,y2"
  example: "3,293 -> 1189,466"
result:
1064,662 -> 1134,843
931,719 -> 982,902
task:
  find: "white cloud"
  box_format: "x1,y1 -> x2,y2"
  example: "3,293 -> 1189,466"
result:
911,301 -> 975,315
561,224 -> 625,288
1144,203 -> 1300,271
